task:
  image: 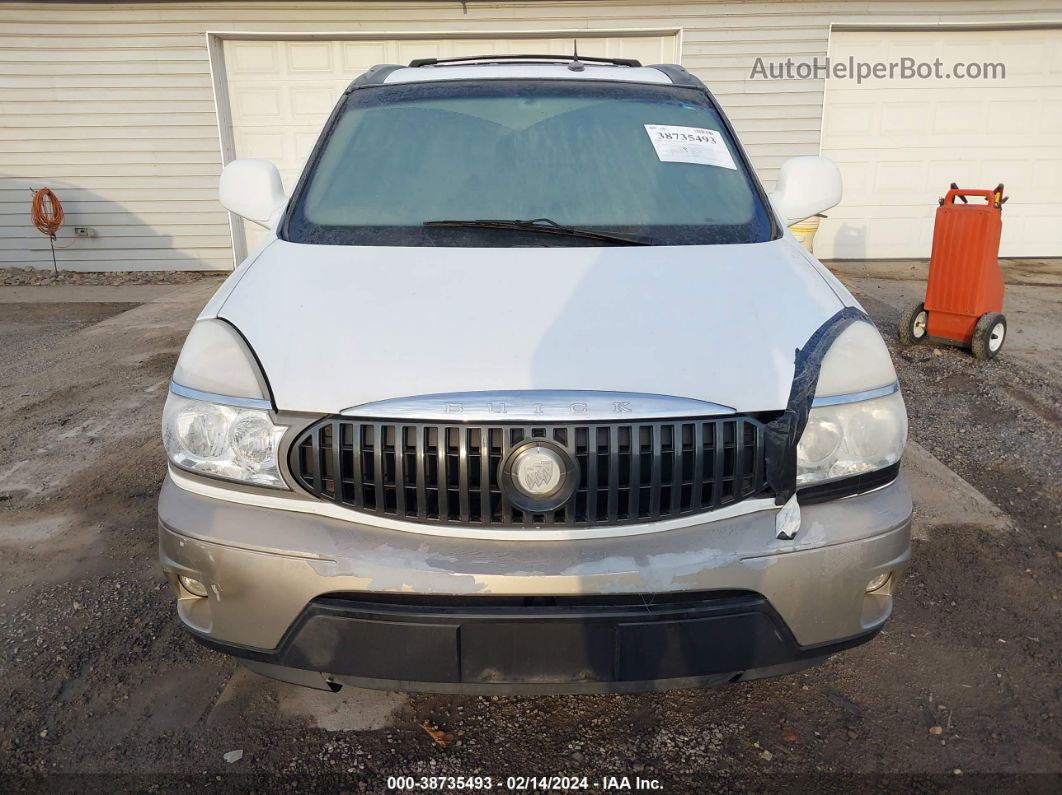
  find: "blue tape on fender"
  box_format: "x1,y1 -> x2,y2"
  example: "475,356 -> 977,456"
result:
764,306 -> 872,504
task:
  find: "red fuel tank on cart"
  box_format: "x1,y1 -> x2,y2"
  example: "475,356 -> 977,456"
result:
923,187 -> 1005,344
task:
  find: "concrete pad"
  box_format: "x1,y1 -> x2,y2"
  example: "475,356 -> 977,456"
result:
279,684 -> 407,732
825,257 -> 1062,287
0,285 -> 191,303
0,513 -> 73,545
903,440 -> 1013,540
210,666 -> 406,732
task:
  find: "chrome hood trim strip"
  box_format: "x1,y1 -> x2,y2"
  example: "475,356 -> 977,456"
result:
170,381 -> 273,411
341,390 -> 736,421
811,382 -> 899,408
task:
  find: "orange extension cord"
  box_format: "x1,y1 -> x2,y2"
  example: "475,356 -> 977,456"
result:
30,187 -> 64,273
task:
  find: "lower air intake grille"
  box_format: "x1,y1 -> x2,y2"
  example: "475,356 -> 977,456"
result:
290,417 -> 769,529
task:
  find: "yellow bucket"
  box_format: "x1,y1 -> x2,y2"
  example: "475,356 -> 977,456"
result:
789,216 -> 821,253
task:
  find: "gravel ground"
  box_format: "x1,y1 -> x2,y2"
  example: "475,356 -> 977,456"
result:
0,267 -> 221,287
856,283 -> 1062,552
0,270 -> 1059,791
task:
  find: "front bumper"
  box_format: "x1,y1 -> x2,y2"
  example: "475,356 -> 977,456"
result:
159,473 -> 911,692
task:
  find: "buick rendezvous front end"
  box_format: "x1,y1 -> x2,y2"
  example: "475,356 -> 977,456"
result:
159,56 -> 911,693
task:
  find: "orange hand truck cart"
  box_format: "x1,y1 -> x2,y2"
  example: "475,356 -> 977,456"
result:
899,183 -> 1008,359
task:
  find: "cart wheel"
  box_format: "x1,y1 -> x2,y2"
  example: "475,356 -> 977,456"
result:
971,313 -> 1006,360
898,302 -> 929,345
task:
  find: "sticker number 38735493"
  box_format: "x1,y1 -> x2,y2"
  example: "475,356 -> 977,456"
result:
644,124 -> 737,170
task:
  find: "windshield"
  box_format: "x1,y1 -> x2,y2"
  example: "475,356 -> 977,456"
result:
283,80 -> 776,247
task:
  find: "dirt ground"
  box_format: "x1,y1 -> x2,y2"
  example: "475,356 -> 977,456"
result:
0,262 -> 1059,792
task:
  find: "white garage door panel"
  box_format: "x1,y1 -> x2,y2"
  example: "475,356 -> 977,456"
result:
818,28 -> 1062,259
223,34 -> 678,255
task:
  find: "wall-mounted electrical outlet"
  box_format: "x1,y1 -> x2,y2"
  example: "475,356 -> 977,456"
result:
73,226 -> 97,238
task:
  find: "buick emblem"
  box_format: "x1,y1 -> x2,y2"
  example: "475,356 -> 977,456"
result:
513,447 -> 563,496
500,440 -> 578,512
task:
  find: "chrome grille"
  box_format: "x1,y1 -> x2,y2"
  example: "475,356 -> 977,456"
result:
290,417 -> 769,528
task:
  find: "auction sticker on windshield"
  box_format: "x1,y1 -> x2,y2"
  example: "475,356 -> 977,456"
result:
644,124 -> 737,169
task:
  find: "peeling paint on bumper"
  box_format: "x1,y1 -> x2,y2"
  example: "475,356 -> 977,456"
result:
158,473 -> 911,651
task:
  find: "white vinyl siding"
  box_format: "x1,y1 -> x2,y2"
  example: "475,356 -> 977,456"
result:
1,1 -> 1059,270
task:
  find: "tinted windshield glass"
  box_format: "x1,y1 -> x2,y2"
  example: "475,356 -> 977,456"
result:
283,80 -> 775,247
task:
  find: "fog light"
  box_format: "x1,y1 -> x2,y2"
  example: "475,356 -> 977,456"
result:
179,575 -> 209,598
865,572 -> 891,593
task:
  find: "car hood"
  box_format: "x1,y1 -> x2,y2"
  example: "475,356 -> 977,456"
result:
216,238 -> 846,414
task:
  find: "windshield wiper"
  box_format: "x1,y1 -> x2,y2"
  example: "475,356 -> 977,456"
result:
423,217 -> 651,246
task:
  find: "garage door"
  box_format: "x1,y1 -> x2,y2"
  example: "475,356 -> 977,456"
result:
220,34 -> 679,257
817,27 -> 1062,260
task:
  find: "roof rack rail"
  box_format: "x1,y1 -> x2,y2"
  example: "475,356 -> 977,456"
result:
408,53 -> 642,68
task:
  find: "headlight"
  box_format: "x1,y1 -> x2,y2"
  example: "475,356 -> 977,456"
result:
797,390 -> 907,485
166,318 -> 286,488
796,320 -> 907,487
163,390 -> 288,488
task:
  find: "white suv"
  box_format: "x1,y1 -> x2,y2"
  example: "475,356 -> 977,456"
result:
159,55 -> 911,693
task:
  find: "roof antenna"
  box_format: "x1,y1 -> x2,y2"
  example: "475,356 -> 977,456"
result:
569,39 -> 585,72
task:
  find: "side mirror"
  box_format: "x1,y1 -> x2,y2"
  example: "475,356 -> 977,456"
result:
769,156 -> 842,226
219,159 -> 286,228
